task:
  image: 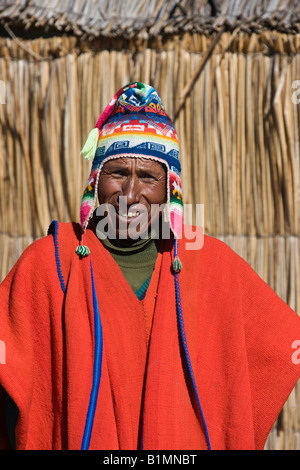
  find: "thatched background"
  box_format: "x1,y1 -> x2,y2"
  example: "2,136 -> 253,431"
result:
0,0 -> 300,450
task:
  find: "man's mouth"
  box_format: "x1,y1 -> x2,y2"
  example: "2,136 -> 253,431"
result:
118,209 -> 141,219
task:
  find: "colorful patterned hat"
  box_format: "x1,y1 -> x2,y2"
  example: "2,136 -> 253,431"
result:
79,82 -> 183,241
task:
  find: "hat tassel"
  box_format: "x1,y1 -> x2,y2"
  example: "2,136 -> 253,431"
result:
76,244 -> 90,258
80,127 -> 100,161
173,239 -> 182,273
173,254 -> 182,273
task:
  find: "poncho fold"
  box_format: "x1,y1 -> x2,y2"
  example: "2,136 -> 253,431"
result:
0,221 -> 299,450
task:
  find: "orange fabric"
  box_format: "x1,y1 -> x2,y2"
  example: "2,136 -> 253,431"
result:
140,247 -> 163,347
0,221 -> 299,450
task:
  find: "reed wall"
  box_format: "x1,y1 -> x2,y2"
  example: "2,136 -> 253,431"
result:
0,30 -> 299,449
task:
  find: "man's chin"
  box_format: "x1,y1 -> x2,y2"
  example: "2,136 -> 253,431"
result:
114,224 -> 151,241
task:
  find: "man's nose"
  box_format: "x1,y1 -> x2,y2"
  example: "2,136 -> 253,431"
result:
122,175 -> 140,206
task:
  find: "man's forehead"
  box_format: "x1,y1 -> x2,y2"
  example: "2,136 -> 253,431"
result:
103,157 -> 165,169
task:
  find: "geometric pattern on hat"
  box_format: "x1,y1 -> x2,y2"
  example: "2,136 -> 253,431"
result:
80,82 -> 183,239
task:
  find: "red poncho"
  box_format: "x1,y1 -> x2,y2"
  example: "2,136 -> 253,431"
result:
0,221 -> 299,450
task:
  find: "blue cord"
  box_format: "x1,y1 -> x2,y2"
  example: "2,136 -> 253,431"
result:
49,220 -> 66,294
81,260 -> 103,450
49,221 -> 103,449
174,239 -> 211,450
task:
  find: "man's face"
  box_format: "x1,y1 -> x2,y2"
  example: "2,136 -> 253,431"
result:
97,157 -> 167,240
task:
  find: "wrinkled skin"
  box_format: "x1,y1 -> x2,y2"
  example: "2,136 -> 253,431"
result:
97,157 -> 167,241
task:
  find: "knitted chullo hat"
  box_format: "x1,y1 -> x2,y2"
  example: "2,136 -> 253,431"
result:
78,82 -> 183,270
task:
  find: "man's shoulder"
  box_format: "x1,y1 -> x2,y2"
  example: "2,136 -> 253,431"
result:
179,229 -> 255,283
23,221 -> 80,254
47,220 -> 82,241
180,227 -> 240,261
5,222 -> 81,281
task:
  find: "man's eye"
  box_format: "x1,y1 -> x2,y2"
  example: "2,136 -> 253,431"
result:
140,173 -> 155,180
112,170 -> 126,176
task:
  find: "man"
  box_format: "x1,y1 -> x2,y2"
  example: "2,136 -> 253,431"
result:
0,82 -> 300,450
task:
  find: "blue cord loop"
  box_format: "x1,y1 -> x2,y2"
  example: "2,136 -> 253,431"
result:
48,220 -> 66,293
81,259 -> 103,450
